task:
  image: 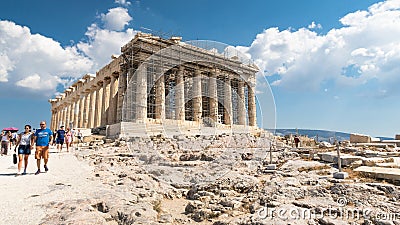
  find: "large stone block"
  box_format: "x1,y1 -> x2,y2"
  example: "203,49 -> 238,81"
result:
317,152 -> 362,166
333,172 -> 348,179
350,133 -> 371,143
354,166 -> 400,181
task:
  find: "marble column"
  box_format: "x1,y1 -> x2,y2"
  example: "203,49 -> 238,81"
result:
108,74 -> 119,124
78,95 -> 85,128
60,105 -> 66,126
175,66 -> 185,121
248,82 -> 256,126
55,108 -> 61,129
238,80 -> 246,125
88,87 -> 97,128
70,101 -> 76,128
68,103 -> 73,127
101,78 -> 111,126
83,91 -> 91,128
155,68 -> 165,120
94,81 -> 103,127
224,75 -> 232,125
50,110 -> 55,131
116,71 -> 127,123
193,69 -> 202,122
136,64 -> 147,120
209,69 -> 218,123
73,99 -> 79,128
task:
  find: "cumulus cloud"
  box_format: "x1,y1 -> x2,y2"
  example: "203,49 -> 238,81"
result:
77,23 -> 136,69
308,21 -> 322,29
241,0 -> 400,96
0,20 -> 93,97
101,7 -> 132,31
16,74 -> 59,90
0,4 -> 138,99
115,0 -> 131,7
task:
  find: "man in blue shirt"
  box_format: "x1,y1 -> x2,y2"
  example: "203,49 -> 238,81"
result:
56,126 -> 66,152
32,121 -> 53,175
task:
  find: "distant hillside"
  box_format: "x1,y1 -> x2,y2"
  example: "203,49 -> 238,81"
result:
267,129 -> 394,142
270,129 -> 349,142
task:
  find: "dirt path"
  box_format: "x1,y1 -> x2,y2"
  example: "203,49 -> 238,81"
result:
0,146 -> 102,225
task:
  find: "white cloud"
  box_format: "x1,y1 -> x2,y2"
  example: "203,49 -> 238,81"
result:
0,20 -> 93,96
16,74 -> 59,90
115,0 -> 131,7
308,21 -> 322,29
101,7 -> 132,31
77,23 -> 136,69
241,0 -> 400,96
0,4 -> 138,98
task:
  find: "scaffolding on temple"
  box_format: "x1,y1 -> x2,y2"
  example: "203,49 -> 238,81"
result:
120,33 -> 258,130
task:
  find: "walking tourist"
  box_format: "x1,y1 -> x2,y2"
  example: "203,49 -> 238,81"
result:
14,125 -> 33,176
32,121 -> 53,175
70,128 -> 75,148
11,132 -> 18,147
1,130 -> 10,155
52,129 -> 57,146
77,129 -> 83,144
65,127 -> 72,152
55,126 -> 65,152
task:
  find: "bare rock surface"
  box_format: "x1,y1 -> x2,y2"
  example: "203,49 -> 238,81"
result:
1,133 -> 400,224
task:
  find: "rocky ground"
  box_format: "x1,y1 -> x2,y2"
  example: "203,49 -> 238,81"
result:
4,132 -> 399,225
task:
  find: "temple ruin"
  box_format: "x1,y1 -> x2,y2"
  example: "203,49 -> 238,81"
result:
49,33 -> 260,138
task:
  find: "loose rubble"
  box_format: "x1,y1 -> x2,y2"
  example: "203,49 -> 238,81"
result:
39,132 -> 400,224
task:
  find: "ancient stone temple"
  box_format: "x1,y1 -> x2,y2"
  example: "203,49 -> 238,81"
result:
49,33 -> 259,138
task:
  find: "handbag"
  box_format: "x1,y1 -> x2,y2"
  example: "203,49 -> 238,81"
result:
13,153 -> 17,164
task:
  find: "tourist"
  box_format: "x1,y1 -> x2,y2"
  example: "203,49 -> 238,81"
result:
55,126 -> 65,152
1,130 -> 10,155
32,121 -> 53,175
65,127 -> 72,152
14,125 -> 33,176
11,132 -> 18,147
69,128 -> 75,148
294,135 -> 301,148
77,129 -> 83,144
52,129 -> 57,146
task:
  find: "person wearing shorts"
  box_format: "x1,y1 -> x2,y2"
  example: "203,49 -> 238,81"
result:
56,126 -> 65,152
32,121 -> 53,175
14,125 -> 33,176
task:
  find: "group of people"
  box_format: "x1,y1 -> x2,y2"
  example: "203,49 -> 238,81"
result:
2,121 -> 83,176
52,126 -> 82,152
1,130 -> 18,155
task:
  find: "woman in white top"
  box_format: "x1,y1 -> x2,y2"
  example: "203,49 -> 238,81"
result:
14,125 -> 33,176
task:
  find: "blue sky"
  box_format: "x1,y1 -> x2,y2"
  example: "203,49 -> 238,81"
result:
1,0 -> 399,137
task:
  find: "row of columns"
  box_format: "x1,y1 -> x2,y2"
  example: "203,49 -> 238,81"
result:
50,66 -> 257,131
50,73 -> 122,131
133,65 -> 256,126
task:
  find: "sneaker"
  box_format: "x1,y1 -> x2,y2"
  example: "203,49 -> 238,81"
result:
44,165 -> 48,172
35,170 -> 40,175
15,172 -> 21,177
22,172 -> 27,175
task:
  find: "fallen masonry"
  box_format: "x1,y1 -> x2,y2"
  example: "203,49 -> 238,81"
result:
38,132 -> 400,225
